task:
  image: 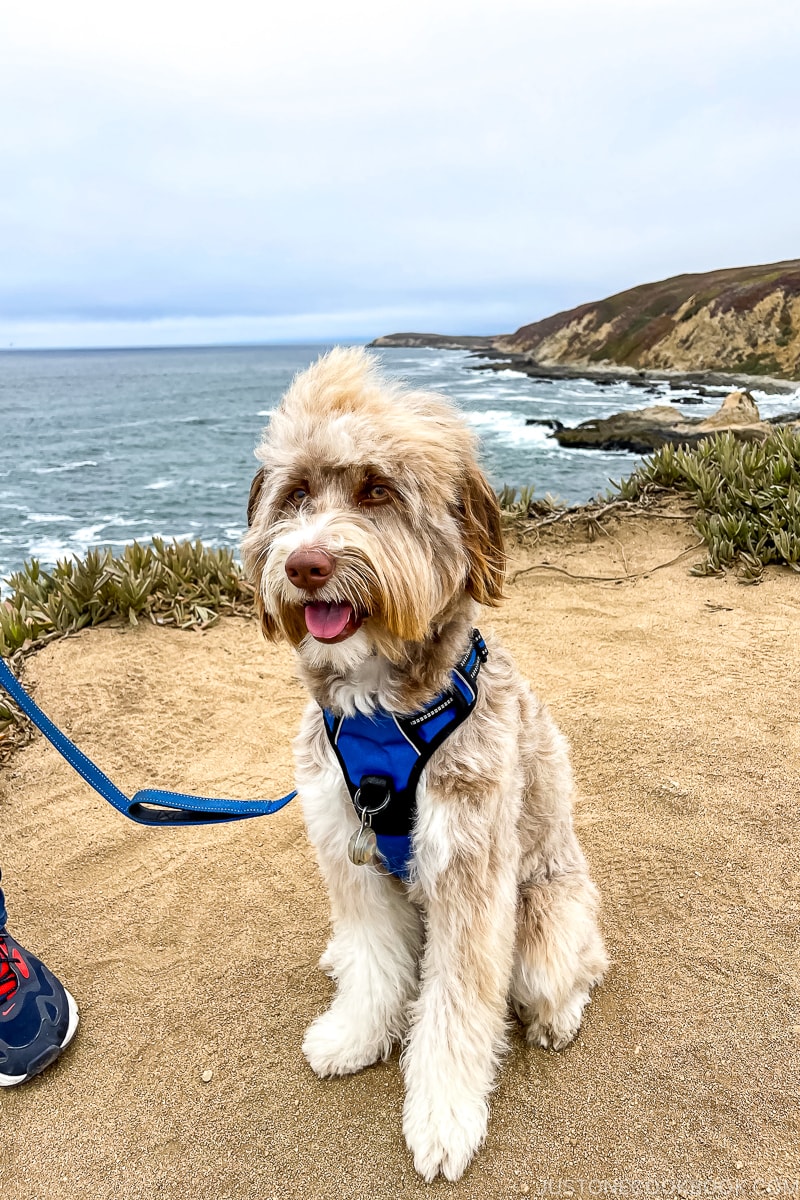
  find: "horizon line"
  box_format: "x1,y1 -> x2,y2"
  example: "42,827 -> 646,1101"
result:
0,337 -> 380,354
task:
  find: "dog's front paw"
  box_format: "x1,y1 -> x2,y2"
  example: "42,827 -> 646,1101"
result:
523,988 -> 591,1051
402,1085 -> 488,1182
302,1008 -> 391,1078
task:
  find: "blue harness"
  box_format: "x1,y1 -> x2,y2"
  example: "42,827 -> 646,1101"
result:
322,629 -> 488,880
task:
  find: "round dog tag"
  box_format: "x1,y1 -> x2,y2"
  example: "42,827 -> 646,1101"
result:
348,824 -> 379,866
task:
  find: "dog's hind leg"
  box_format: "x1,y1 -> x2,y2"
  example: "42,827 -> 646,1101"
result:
298,768 -> 422,1078
510,868 -> 608,1051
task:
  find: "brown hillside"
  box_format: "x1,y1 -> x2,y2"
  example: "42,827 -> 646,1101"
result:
495,260 -> 800,378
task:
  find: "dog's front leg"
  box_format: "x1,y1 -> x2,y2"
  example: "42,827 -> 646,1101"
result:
402,792 -> 518,1182
299,763 -> 422,1078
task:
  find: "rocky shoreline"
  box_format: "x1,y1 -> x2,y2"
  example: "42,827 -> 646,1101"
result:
548,390 -> 800,453
368,335 -> 800,396
368,331 -> 800,454
467,351 -> 800,396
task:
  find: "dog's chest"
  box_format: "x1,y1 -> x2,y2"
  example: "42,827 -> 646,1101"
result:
324,653 -> 399,717
319,631 -> 487,882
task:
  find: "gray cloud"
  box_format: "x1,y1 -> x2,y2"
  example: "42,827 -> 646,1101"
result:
1,0 -> 798,346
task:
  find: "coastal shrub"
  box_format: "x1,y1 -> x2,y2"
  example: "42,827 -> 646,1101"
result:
0,538 -> 253,660
0,538 -> 255,745
611,427 -> 800,580
497,485 -> 564,537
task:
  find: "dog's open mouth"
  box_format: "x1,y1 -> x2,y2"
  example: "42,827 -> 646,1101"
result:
303,601 -> 363,643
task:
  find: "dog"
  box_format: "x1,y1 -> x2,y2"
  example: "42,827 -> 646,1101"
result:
242,347 -> 607,1181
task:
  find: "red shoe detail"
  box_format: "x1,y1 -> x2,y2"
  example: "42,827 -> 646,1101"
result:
11,949 -> 29,980
0,938 -> 21,1002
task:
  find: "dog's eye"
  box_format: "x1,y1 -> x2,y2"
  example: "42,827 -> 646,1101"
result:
360,483 -> 392,506
287,484 -> 311,508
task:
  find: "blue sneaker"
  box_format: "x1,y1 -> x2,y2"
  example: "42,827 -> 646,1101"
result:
0,927 -> 79,1085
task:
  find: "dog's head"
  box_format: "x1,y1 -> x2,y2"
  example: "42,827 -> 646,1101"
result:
242,347 -> 505,669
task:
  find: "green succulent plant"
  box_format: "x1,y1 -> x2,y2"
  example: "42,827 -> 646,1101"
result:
609,428 -> 800,580
0,539 -> 255,747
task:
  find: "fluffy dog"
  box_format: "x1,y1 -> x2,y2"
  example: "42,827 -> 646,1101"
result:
242,347 -> 607,1181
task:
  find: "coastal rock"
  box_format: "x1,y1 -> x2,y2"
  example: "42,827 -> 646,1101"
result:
525,417 -> 564,431
696,390 -> 759,427
552,392 -> 800,453
554,406 -> 700,453
766,409 -> 800,424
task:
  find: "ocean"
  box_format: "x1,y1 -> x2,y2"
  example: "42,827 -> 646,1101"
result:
0,343 -> 795,586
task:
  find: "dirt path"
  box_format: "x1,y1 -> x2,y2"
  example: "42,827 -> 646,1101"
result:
2,515 -> 798,1199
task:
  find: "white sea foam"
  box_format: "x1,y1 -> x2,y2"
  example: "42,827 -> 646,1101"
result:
32,459 -> 98,474
465,410 -> 553,445
750,386 -> 800,406
465,408 -> 520,427
103,515 -> 152,527
25,535 -> 81,563
72,523 -> 111,542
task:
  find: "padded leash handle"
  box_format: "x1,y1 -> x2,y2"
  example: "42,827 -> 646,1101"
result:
0,657 -> 296,827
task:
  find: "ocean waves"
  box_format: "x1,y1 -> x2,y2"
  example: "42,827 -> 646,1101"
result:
2,343 -> 794,585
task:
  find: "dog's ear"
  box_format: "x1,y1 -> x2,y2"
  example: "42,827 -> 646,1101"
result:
457,462 -> 506,606
253,591 -> 280,642
247,467 -> 266,526
245,467 -> 280,639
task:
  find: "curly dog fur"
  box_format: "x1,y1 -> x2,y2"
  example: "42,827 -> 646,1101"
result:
242,347 -> 607,1181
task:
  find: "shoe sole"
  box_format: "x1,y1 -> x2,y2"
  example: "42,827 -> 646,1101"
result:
0,989 -> 79,1087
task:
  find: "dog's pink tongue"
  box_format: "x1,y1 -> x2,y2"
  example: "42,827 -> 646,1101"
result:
304,601 -> 353,639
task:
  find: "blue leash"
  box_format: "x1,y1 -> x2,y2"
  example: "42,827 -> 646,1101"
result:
0,656 -> 296,827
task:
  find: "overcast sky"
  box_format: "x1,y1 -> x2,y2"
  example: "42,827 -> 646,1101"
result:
1,0 -> 798,348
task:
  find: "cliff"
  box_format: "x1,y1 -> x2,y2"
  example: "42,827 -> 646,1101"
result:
497,260 -> 800,378
371,260 -> 800,380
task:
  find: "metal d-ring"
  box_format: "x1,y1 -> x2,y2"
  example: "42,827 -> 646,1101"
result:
353,786 -> 391,820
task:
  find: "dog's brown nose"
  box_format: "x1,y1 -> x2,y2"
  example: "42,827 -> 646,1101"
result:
284,548 -> 335,591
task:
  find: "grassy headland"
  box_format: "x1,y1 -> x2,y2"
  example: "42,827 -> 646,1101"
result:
372,259 -> 800,382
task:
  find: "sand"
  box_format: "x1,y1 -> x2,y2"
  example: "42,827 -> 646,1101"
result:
1,513 -> 798,1200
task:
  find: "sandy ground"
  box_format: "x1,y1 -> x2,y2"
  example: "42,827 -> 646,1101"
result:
1,513 -> 799,1200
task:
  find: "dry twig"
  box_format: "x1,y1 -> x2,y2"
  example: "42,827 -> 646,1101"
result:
508,541 -> 705,586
